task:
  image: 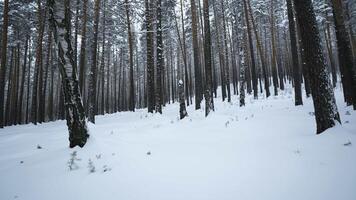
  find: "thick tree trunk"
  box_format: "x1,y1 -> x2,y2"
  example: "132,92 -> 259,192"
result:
48,0 -> 89,148
294,0 -> 341,134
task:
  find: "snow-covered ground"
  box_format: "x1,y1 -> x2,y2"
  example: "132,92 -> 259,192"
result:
0,85 -> 355,200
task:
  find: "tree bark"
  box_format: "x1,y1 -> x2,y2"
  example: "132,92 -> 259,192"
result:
294,0 -> 341,134
48,0 -> 89,148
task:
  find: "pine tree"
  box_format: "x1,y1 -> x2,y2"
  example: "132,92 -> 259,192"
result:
286,0 -> 303,106
0,0 -> 9,128
293,0 -> 341,134
203,0 -> 214,116
331,0 -> 356,110
88,0 -> 101,123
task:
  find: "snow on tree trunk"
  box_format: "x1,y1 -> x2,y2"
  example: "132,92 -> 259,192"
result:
178,80 -> 188,119
294,0 -> 341,134
48,0 -> 89,148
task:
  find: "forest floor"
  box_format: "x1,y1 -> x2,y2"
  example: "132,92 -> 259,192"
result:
0,85 -> 356,200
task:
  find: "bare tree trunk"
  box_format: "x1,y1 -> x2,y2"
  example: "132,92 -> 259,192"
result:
0,0 -> 9,128
156,0 -> 163,113
146,0 -> 155,113
286,0 -> 303,106
88,0 -> 101,123
203,0 -> 214,116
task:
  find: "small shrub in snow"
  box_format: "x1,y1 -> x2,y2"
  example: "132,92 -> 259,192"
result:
147,151 -> 151,155
96,154 -> 102,159
67,151 -> 81,171
225,121 -> 230,127
88,159 -> 95,173
37,145 -> 42,149
103,165 -> 112,173
344,141 -> 352,146
345,111 -> 351,116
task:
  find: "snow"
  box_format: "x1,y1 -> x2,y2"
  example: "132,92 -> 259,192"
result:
0,85 -> 356,200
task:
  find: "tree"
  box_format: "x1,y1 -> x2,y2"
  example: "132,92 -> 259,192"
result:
243,0 -> 258,99
293,0 -> 341,134
125,0 -> 135,112
155,0 -> 164,113
203,0 -> 214,116
31,0 -> 46,124
190,0 -> 202,110
88,0 -> 101,123
146,0 -> 155,113
331,0 -> 356,110
79,0 -> 88,94
48,0 -> 89,147
0,0 -> 9,128
178,80 -> 188,119
286,0 -> 303,106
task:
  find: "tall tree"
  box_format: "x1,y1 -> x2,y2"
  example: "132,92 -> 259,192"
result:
48,0 -> 89,147
88,0 -> 101,123
243,0 -> 258,99
293,0 -> 341,134
125,0 -> 135,112
156,0 -> 163,113
0,0 -> 9,128
31,0 -> 46,124
190,0 -> 202,110
331,0 -> 356,110
286,0 -> 303,106
146,0 -> 155,113
79,0 -> 88,94
203,0 -> 214,116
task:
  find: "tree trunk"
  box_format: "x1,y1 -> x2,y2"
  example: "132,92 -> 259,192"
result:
243,0 -> 258,99
146,0 -> 155,113
0,0 -> 9,128
88,0 -> 101,123
48,0 -> 89,148
156,0 -> 163,114
79,0 -> 88,95
331,0 -> 356,110
286,0 -> 303,106
190,0 -> 202,110
203,0 -> 214,116
178,80 -> 188,119
294,0 -> 341,134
